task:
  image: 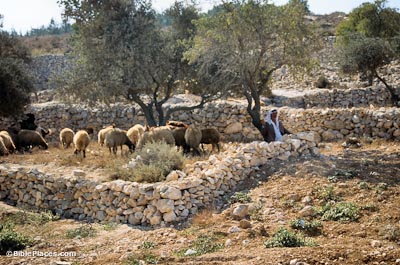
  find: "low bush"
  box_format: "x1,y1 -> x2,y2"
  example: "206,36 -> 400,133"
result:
66,224 -> 97,239
176,234 -> 224,257
320,202 -> 359,222
290,218 -> 323,236
264,227 -> 315,248
229,191 -> 252,204
127,141 -> 185,183
0,222 -> 33,255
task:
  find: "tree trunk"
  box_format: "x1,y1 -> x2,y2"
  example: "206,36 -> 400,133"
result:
375,71 -> 399,106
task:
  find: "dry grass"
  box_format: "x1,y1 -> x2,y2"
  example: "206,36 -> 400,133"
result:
19,34 -> 71,55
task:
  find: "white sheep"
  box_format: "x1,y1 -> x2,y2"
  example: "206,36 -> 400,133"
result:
73,130 -> 90,158
137,126 -> 175,149
105,128 -> 135,155
59,128 -> 75,149
126,124 -> 144,146
98,125 -> 115,146
0,130 -> 16,154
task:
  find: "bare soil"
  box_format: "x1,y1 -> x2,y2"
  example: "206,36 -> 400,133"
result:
1,139 -> 400,265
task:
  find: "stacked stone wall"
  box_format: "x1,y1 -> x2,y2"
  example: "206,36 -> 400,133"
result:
0,132 -> 318,225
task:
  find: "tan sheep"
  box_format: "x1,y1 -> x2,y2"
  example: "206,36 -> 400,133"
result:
59,128 -> 75,149
126,124 -> 144,146
0,137 -> 9,156
105,128 -> 135,155
184,125 -> 202,156
137,126 -> 175,149
98,125 -> 115,146
73,130 -> 90,158
0,130 -> 16,154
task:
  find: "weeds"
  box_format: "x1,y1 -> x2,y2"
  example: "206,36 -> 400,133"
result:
66,223 -> 97,239
290,218 -> 323,236
176,234 -> 224,257
264,227 -> 315,248
320,202 -> 359,222
229,191 -> 251,204
379,224 -> 400,241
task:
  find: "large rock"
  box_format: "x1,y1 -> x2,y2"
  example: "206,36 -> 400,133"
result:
224,122 -> 243,134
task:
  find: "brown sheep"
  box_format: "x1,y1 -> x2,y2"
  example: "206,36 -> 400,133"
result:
59,128 -> 75,149
184,125 -> 202,156
200,128 -> 221,153
73,130 -> 90,158
17,129 -> 48,151
105,128 -> 135,155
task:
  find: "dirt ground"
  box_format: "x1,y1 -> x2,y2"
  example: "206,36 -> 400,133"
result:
0,139 -> 400,265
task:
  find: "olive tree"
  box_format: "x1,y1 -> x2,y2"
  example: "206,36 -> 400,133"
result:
0,15 -> 34,117
58,0 -> 220,126
185,0 -> 318,140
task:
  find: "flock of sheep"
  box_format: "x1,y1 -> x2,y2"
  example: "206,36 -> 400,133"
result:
0,120 -> 221,158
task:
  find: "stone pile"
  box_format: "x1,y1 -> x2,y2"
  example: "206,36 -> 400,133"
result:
0,132 -> 318,226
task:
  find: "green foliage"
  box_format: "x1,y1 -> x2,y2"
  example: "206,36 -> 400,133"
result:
124,253 -> 160,265
66,224 -> 97,239
320,202 -> 360,222
0,29 -> 34,117
25,19 -> 72,37
264,227 -> 314,248
101,222 -> 119,231
3,209 -> 60,226
176,234 -> 224,257
127,141 -> 185,183
229,191 -> 252,204
336,0 -> 400,44
290,218 -> 323,236
316,185 -> 339,203
0,222 -> 33,255
328,169 -> 357,182
185,0 -> 319,139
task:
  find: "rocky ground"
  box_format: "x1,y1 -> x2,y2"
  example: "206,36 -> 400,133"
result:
1,139 -> 399,265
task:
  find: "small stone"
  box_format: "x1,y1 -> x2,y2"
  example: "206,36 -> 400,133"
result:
184,249 -> 197,256
228,226 -> 241,233
225,239 -> 232,246
371,240 -> 382,248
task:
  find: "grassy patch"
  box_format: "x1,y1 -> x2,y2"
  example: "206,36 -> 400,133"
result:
229,191 -> 252,204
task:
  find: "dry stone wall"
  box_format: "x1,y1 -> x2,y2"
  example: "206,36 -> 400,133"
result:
0,132 -> 318,226
1,99 -> 399,143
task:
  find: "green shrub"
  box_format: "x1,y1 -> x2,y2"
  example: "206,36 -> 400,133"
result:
128,141 -> 185,183
3,209 -> 60,226
229,191 -> 251,204
316,185 -> 339,203
176,234 -> 224,257
66,224 -> 97,239
321,202 -> 359,222
290,218 -> 323,236
0,222 -> 33,255
264,227 -> 314,248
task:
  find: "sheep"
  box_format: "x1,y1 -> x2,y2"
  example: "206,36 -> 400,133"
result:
73,130 -> 91,158
200,128 -> 221,153
0,131 -> 16,154
0,138 -> 9,156
98,125 -> 115,146
184,125 -> 202,156
166,120 -> 189,128
126,124 -> 144,146
170,127 -> 190,153
105,128 -> 135,155
36,126 -> 52,138
59,128 -> 75,149
137,126 -> 175,149
16,129 -> 48,151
